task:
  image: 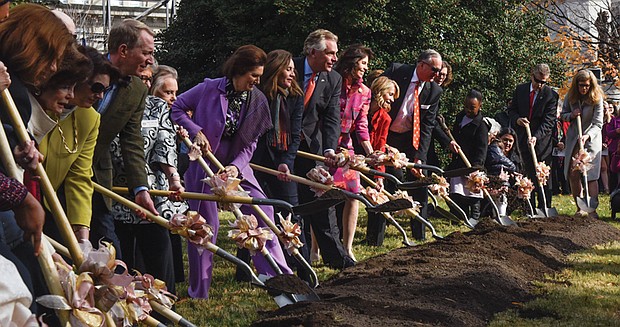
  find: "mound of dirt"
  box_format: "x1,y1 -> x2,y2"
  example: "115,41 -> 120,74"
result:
252,216 -> 620,327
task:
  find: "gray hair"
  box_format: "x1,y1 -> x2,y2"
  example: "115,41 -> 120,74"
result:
150,65 -> 178,95
417,49 -> 442,63
303,29 -> 338,56
531,63 -> 550,77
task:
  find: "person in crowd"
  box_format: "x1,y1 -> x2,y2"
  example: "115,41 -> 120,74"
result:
365,76 -> 399,246
552,103 -> 570,195
90,19 -> 158,257
495,98 -> 513,129
33,49 -> 97,243
487,126 -> 524,177
606,101 -> 620,189
434,61 -> 453,87
109,61 -> 187,293
140,64 -> 154,89
0,172 -> 44,327
508,63 -> 558,211
148,65 -> 187,283
0,6 -> 78,323
366,69 -> 384,89
251,49 -> 304,279
332,44 -> 374,261
378,49 -> 450,241
293,29 -> 355,269
447,89 -> 488,220
427,60 -> 456,172
172,44 -> 293,299
151,65 -> 178,108
0,4 -> 78,171
486,127 -> 520,175
560,69 -> 604,218
600,100 -> 613,194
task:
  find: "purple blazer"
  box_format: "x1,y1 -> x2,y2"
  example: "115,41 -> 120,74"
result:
171,77 -> 272,193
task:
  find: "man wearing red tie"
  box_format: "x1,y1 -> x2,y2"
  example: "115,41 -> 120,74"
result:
366,49 -> 444,244
293,29 -> 355,270
508,64 -> 559,210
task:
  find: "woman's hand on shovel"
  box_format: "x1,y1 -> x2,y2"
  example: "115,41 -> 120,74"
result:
277,163 -> 291,182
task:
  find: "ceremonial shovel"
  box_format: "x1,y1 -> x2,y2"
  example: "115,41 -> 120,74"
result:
524,124 -> 558,217
575,115 -> 597,213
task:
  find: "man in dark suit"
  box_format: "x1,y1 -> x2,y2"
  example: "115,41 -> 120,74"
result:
293,29 -> 354,269
367,49 -> 445,243
90,19 -> 158,256
508,63 -> 558,209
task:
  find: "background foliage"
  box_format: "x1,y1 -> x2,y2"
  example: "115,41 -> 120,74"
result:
158,0 -> 566,122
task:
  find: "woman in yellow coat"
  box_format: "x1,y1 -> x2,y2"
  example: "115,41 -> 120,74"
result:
35,46 -> 119,241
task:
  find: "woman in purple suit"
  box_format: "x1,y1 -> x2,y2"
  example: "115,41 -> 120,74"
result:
171,45 -> 292,299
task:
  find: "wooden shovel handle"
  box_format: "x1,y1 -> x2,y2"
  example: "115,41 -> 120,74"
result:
250,163 -> 331,191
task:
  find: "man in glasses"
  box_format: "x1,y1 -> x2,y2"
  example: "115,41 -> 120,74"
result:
367,49 -> 445,244
508,63 -> 559,211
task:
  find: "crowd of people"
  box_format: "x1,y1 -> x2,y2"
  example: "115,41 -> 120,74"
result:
0,3 -> 616,325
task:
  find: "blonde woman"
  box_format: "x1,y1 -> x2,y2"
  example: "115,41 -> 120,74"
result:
560,69 -> 604,218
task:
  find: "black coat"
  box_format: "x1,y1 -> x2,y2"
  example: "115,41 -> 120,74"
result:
508,83 -> 558,162
447,111 -> 488,170
252,94 -> 304,171
293,57 -> 342,155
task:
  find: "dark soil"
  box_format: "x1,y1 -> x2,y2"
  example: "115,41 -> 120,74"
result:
252,216 -> 620,327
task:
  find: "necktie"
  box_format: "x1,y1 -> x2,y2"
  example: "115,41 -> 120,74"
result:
528,90 -> 536,120
304,72 -> 316,108
411,81 -> 421,149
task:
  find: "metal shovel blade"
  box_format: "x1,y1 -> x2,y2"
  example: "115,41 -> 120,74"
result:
577,174 -> 597,213
366,198 -> 413,213
576,197 -> 597,213
293,189 -> 347,215
261,274 -> 320,307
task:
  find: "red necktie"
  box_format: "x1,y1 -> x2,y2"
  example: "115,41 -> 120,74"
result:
411,81 -> 421,149
528,90 -> 536,120
304,72 -> 316,108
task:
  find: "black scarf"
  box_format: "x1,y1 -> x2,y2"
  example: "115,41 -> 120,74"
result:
267,88 -> 291,151
224,81 -> 248,137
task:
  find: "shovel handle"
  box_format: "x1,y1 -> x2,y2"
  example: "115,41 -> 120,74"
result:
524,124 -> 540,164
149,301 -> 197,327
250,163 -> 332,191
576,115 -> 585,152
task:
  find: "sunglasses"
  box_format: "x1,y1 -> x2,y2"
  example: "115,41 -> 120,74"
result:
578,83 -> 591,88
532,76 -> 548,85
422,61 -> 441,73
90,82 -> 111,94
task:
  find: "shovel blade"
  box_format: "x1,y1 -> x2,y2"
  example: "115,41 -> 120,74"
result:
497,215 -> 517,226
366,198 -> 412,213
576,197 -> 597,213
544,207 -> 559,217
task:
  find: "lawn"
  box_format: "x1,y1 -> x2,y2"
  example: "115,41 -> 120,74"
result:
169,194 -> 620,326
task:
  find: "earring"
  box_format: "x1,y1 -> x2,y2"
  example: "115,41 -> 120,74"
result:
33,87 -> 41,96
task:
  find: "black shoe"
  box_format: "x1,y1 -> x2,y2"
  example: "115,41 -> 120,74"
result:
342,255 -> 356,268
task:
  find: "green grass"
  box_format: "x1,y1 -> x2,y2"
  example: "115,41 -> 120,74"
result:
168,194 -> 619,327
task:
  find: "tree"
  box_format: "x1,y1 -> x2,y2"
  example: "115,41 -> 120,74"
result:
531,0 -> 620,93
158,0 -> 565,121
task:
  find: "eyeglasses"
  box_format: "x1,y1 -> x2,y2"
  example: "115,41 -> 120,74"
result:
140,75 -> 153,83
90,82 -> 111,94
421,61 -> 441,73
532,76 -> 548,85
578,83 -> 591,88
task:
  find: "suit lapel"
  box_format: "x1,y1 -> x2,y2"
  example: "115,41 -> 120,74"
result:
310,71 -> 327,105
